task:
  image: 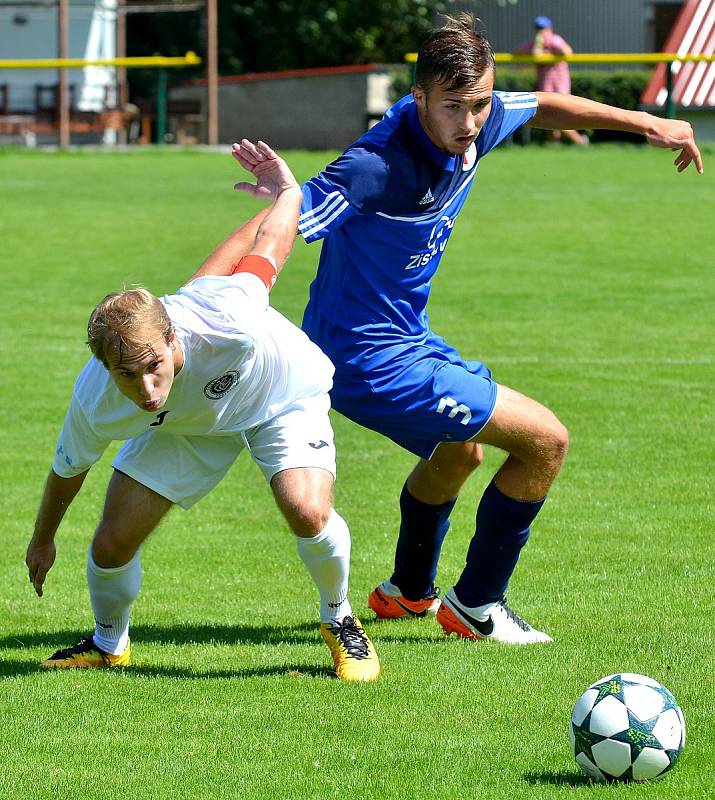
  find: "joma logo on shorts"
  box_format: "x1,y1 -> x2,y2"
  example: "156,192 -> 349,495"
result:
436,396 -> 472,425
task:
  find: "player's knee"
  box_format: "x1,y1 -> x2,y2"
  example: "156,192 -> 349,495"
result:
435,441 -> 484,483
466,442 -> 485,470
92,523 -> 139,568
541,417 -> 569,474
284,498 -> 332,538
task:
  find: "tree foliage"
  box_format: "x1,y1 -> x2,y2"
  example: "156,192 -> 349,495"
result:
128,0 -> 450,79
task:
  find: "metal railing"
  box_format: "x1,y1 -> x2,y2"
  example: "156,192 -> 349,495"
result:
0,52 -> 201,143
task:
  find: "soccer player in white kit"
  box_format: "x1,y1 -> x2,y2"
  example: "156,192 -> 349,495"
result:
25,140 -> 379,682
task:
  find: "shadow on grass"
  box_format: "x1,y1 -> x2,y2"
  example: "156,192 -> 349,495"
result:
367,632 -> 450,645
0,618 -> 447,651
0,620 -> 319,651
0,618 -> 448,678
523,770 -> 594,788
0,621 -> 388,680
0,656 -> 335,681
0,658 -> 45,678
359,616 -> 451,646
128,663 -> 336,680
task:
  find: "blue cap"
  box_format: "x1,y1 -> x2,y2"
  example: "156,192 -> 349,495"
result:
534,16 -> 553,29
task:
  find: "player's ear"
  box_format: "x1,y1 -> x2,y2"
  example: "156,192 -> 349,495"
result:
412,86 -> 426,109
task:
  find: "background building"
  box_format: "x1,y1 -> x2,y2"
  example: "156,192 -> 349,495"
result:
452,0 -> 685,56
0,0 -> 117,113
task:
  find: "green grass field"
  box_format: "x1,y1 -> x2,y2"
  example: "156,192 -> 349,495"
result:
1,144 -> 713,799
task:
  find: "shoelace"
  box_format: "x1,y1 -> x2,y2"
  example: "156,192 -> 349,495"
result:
498,598 -> 531,631
329,616 -> 370,660
52,636 -> 109,662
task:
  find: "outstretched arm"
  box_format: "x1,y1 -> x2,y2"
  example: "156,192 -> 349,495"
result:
232,139 -> 302,269
186,207 -> 270,284
529,92 -> 703,174
26,468 -> 88,596
185,140 -> 301,284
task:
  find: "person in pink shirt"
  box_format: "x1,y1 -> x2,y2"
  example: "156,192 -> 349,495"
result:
522,16 -> 588,145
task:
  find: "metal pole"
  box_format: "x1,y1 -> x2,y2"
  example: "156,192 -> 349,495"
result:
665,61 -> 676,119
207,0 -> 218,144
117,0 -> 128,144
58,0 -> 70,148
156,67 -> 167,143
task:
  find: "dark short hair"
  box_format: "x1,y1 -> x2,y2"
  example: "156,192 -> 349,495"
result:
415,12 -> 495,92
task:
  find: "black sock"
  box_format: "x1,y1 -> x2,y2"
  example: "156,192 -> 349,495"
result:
453,479 -> 545,607
390,483 -> 456,600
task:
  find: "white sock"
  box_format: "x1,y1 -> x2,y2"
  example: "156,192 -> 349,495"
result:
295,509 -> 353,623
87,547 -> 142,655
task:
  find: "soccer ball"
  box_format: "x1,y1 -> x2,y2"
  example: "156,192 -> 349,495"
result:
570,673 -> 685,782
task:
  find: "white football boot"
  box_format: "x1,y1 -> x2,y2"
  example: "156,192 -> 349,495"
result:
437,588 -> 553,644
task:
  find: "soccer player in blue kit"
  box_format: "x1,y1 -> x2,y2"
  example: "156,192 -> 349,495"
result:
297,15 -> 703,644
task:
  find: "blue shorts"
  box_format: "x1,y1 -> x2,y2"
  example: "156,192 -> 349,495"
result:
330,343 -> 497,460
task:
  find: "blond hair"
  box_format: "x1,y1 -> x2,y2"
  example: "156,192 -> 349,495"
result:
87,288 -> 173,368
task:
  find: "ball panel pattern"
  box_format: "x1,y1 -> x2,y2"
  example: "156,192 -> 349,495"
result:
619,672 -> 660,687
592,739 -> 632,778
623,684 -> 665,721
570,673 -> 685,783
653,708 -> 684,751
632,748 -> 671,781
571,689 -> 598,726
588,694 -> 629,737
575,752 -> 605,782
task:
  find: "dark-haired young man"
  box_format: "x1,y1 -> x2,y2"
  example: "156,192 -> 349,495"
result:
296,15 -> 702,644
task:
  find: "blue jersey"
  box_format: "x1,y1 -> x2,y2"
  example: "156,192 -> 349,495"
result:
299,91 -> 537,375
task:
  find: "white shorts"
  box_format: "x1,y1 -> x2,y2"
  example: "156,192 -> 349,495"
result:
112,393 -> 336,509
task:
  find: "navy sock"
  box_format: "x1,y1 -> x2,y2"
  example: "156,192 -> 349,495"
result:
390,484 -> 456,601
453,480 -> 545,607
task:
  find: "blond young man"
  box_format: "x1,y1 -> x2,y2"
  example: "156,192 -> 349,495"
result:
25,141 -> 379,682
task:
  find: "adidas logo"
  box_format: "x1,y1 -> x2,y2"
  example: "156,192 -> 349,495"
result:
418,188 -> 435,206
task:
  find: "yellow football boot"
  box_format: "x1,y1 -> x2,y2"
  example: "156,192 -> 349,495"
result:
320,616 -> 380,682
42,636 -> 131,669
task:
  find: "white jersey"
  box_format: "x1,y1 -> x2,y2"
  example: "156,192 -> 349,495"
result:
53,274 -> 334,478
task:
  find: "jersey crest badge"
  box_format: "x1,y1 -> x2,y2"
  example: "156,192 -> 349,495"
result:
462,143 -> 477,171
204,371 -> 240,400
